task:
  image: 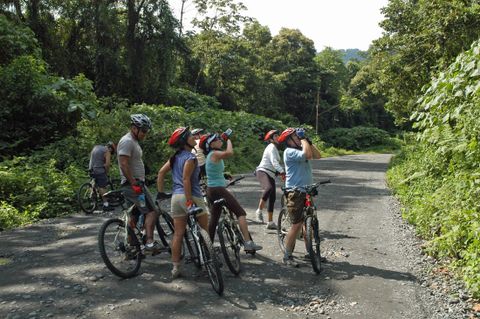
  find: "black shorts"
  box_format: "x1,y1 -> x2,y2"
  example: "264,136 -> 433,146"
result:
91,173 -> 109,188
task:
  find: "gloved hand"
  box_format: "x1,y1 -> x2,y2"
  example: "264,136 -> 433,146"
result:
131,183 -> 142,195
279,172 -> 286,182
224,173 -> 233,180
186,200 -> 203,214
221,128 -> 233,141
295,128 -> 306,139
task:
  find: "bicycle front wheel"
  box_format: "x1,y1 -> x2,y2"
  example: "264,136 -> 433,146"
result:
98,218 -> 142,278
198,228 -> 224,295
305,215 -> 322,274
217,218 -> 241,275
77,182 -> 97,213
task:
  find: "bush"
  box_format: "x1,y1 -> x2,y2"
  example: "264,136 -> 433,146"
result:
165,87 -> 221,111
321,126 -> 397,151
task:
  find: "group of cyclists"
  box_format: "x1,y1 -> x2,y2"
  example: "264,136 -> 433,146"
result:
89,113 -> 322,278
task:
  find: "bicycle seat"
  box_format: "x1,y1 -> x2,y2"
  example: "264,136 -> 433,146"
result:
187,206 -> 204,216
156,192 -> 172,200
213,198 -> 227,206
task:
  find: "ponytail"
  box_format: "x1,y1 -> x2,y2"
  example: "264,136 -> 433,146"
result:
169,149 -> 182,169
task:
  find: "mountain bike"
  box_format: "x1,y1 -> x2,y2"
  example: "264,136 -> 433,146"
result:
77,173 -> 122,213
184,205 -> 224,295
97,186 -> 174,278
213,175 -> 257,276
277,179 -> 331,274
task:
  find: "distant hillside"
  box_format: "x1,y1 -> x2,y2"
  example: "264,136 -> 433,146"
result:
339,49 -> 367,63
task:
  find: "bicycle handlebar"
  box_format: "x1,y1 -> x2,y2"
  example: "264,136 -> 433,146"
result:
226,175 -> 245,188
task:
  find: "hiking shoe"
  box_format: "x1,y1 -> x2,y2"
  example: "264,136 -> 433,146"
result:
171,265 -> 182,279
244,240 -> 263,251
283,255 -> 300,268
256,209 -> 264,224
144,241 -> 162,255
266,221 -> 277,230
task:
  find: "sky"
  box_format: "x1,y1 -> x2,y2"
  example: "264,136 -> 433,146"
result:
169,0 -> 389,51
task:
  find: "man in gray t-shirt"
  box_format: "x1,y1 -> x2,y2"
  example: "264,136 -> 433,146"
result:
118,114 -> 160,254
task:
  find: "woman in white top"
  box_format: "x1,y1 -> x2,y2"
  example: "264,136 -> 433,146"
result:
255,130 -> 285,230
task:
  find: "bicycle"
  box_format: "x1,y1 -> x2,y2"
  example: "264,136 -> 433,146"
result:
276,179 -> 331,274
97,185 -> 174,278
77,172 -> 122,213
213,175 -> 257,276
184,205 -> 224,295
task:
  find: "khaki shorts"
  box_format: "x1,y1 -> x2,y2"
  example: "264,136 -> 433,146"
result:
286,191 -> 306,224
171,194 -> 208,218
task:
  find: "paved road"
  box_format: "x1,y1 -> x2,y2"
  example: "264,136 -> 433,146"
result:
0,154 -> 470,318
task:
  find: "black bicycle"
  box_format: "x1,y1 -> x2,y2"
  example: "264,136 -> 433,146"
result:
77,173 -> 122,213
184,205 -> 224,295
213,176 -> 258,276
277,180 -> 331,274
97,186 -> 174,278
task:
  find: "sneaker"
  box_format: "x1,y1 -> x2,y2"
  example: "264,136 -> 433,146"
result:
256,209 -> 264,224
144,241 -> 162,255
283,255 -> 300,268
171,265 -> 182,279
266,221 -> 277,230
244,240 -> 263,251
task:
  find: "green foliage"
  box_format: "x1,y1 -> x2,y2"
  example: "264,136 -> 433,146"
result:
0,55 -> 97,157
0,14 -> 40,65
166,87 -> 221,111
321,126 -> 399,151
388,40 -> 480,297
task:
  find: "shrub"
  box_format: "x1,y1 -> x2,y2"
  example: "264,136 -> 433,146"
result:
321,126 -> 397,151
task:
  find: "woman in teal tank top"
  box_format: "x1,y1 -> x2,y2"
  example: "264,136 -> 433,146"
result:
200,133 -> 262,252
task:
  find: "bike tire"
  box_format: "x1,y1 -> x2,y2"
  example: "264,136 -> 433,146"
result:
77,182 -> 97,214
277,207 -> 293,253
185,230 -> 202,268
305,215 -> 322,274
217,218 -> 241,275
198,228 -> 224,295
98,218 -> 142,278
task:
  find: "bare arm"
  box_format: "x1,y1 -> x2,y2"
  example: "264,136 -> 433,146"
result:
211,139 -> 234,162
182,159 -> 196,202
119,155 -> 136,185
311,143 -> 322,160
302,140 -> 313,160
156,160 -> 171,192
104,151 -> 111,175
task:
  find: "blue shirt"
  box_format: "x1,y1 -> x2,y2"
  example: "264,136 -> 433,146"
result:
206,152 -> 226,187
284,147 -> 313,192
172,150 -> 202,197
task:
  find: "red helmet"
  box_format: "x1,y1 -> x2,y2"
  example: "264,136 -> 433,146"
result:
168,127 -> 190,147
278,128 -> 296,143
264,130 -> 279,141
199,133 -> 219,152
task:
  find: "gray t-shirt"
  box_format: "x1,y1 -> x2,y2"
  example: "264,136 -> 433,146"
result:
117,132 -> 145,184
88,145 -> 107,174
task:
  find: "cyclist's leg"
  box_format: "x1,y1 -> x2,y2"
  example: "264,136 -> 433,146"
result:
221,188 -> 249,240
95,173 -> 110,208
206,187 -> 224,241
193,196 -> 209,231
266,175 -> 276,223
283,191 -> 306,260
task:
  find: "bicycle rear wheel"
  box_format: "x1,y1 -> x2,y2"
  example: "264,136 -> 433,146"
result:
77,182 -> 97,213
198,228 -> 224,295
305,215 -> 322,274
277,207 -> 294,253
98,218 -> 142,278
217,218 -> 241,275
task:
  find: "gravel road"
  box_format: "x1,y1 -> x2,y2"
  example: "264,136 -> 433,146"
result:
0,154 -> 477,319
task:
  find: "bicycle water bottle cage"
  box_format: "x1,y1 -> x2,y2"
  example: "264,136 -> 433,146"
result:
213,198 -> 227,206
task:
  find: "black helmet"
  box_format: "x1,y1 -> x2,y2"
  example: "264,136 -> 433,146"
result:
130,114 -> 152,130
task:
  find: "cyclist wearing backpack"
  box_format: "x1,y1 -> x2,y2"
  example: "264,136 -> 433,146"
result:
200,131 -> 262,252
157,127 -> 209,279
278,128 -> 321,267
118,114 -> 161,255
88,141 -> 116,211
255,130 -> 285,230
